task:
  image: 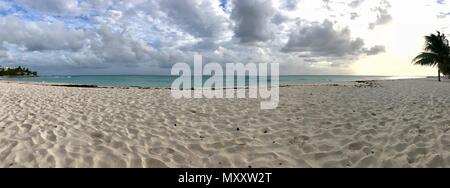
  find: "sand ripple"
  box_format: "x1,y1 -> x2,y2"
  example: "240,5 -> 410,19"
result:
0,79 -> 450,167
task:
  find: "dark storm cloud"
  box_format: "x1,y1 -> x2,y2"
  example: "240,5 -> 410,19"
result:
159,0 -> 230,38
282,20 -> 384,57
231,0 -> 275,43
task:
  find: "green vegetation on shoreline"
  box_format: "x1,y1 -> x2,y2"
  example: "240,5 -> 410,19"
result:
0,66 -> 37,77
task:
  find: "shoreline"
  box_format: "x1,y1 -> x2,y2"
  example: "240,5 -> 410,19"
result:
0,76 -> 430,90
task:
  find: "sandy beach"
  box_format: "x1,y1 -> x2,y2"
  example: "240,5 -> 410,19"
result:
0,78 -> 449,168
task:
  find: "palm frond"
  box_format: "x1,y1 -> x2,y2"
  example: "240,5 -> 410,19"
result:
412,52 -> 439,66
413,31 -> 450,79
424,33 -> 449,54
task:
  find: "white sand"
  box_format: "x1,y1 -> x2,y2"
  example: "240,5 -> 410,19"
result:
0,78 -> 450,168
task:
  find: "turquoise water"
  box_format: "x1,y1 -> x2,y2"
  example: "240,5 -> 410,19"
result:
1,75 -> 421,88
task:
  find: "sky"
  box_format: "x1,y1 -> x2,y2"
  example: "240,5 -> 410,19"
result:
0,0 -> 449,76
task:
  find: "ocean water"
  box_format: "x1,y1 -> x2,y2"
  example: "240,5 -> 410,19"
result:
1,75 -> 421,88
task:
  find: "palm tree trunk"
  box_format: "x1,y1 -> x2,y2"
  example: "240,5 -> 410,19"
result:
438,68 -> 441,82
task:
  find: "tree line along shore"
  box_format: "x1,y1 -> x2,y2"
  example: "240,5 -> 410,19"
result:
0,66 -> 37,76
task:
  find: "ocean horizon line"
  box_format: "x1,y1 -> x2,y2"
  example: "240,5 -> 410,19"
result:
31,74 -> 427,77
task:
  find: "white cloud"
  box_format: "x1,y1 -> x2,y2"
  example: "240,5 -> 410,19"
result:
0,0 -> 447,76
0,16 -> 91,51
0,17 -> 154,69
17,0 -> 85,16
368,0 -> 392,30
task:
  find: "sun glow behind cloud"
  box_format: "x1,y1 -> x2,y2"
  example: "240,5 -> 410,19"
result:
352,0 -> 450,76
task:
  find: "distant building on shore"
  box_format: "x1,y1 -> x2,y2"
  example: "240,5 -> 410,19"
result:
0,66 -> 11,71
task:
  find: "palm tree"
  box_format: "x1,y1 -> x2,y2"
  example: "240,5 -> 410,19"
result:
412,31 -> 450,82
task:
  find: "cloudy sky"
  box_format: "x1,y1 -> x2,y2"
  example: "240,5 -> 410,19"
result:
0,0 -> 449,75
